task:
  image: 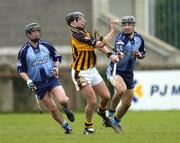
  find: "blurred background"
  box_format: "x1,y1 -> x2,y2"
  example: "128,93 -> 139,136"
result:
0,0 -> 180,112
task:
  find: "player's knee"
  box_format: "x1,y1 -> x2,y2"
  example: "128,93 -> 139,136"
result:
116,87 -> 126,96
101,91 -> 111,101
122,100 -> 131,108
126,102 -> 131,108
116,82 -> 127,96
50,105 -> 58,113
87,102 -> 96,111
59,97 -> 69,106
88,96 -> 97,108
91,97 -> 97,106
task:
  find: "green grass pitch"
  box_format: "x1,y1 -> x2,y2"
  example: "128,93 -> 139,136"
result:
0,111 -> 180,143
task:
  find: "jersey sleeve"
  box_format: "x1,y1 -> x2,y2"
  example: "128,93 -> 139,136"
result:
51,47 -> 62,62
137,34 -> 146,59
17,48 -> 27,73
72,30 -> 97,47
114,33 -> 127,53
41,41 -> 62,62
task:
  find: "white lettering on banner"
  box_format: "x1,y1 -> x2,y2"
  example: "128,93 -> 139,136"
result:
131,70 -> 180,110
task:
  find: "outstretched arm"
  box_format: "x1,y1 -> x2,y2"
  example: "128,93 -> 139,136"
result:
103,18 -> 117,43
95,18 -> 118,48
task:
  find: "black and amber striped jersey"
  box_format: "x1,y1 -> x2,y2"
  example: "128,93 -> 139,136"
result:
70,28 -> 97,71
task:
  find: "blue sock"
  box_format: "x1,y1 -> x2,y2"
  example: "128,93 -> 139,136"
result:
108,109 -> 115,118
112,116 -> 120,126
61,121 -> 71,129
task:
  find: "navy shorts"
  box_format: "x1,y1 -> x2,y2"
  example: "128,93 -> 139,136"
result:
34,77 -> 61,99
116,71 -> 134,89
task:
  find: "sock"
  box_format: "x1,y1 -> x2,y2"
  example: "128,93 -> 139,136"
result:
61,120 -> 71,130
108,109 -> 115,118
112,116 -> 120,126
85,121 -> 93,129
63,106 -> 71,113
98,106 -> 107,114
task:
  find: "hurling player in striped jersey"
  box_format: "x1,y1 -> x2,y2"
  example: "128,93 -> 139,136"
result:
66,12 -> 120,134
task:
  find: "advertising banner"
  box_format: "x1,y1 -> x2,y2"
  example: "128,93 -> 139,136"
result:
131,70 -> 180,110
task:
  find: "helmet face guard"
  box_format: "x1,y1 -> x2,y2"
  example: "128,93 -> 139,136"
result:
121,16 -> 136,25
65,12 -> 84,26
25,23 -> 41,34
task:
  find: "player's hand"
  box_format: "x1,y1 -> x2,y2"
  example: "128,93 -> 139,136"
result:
27,79 -> 37,92
134,51 -> 142,59
110,18 -> 119,32
118,52 -> 124,60
109,54 -> 119,63
51,66 -> 59,77
94,29 -> 103,41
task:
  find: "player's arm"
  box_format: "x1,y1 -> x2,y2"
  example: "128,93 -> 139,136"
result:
72,30 -> 97,47
103,18 -> 117,43
72,19 -> 117,48
45,42 -> 62,76
17,49 -> 28,79
134,36 -> 145,59
95,18 -> 117,48
19,72 -> 37,91
51,61 -> 61,76
97,45 -> 120,63
17,50 -> 37,91
49,45 -> 62,76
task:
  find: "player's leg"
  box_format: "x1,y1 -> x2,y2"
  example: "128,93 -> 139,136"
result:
115,88 -> 134,120
81,84 -> 97,134
108,75 -> 127,118
111,89 -> 134,133
41,92 -> 72,134
92,80 -> 115,128
93,80 -> 110,114
51,85 -> 75,122
71,68 -> 96,134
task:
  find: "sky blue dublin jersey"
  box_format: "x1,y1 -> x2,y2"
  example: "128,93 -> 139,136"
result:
108,32 -> 145,74
17,40 -> 62,82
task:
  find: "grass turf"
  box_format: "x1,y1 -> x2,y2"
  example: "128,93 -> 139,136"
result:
0,111 -> 180,143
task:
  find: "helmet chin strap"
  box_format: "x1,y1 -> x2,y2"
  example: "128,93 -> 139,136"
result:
71,26 -> 84,31
76,27 -> 84,30
70,21 -> 84,30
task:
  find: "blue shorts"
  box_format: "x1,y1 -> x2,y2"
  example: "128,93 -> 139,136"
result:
34,77 -> 61,99
116,71 -> 134,89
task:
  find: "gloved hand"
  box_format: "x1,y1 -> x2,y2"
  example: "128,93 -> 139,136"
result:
27,79 -> 37,92
51,66 -> 58,76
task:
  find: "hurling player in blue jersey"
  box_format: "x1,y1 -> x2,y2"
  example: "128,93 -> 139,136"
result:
106,16 -> 146,133
17,23 -> 74,134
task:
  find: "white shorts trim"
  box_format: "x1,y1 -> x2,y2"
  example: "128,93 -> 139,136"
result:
71,67 -> 103,91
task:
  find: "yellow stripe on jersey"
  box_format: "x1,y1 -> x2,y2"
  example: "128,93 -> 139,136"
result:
71,36 -> 96,71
